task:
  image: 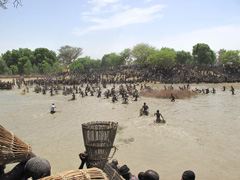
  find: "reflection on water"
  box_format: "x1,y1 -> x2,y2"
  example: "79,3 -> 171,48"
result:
0,83 -> 240,180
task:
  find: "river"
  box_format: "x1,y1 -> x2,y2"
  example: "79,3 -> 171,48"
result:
0,82 -> 240,180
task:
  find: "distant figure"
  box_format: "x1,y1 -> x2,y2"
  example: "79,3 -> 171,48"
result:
140,102 -> 149,116
72,92 -> 76,100
154,110 -> 165,123
181,170 -> 195,180
50,103 -> 56,114
230,86 -> 235,95
143,170 -> 159,180
171,93 -> 175,102
212,87 -> 216,93
222,86 -> 226,91
112,94 -> 118,103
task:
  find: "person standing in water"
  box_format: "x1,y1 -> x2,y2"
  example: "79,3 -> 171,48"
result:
50,103 -> 56,114
154,110 -> 165,123
141,102 -> 149,116
230,86 -> 235,95
171,93 -> 175,102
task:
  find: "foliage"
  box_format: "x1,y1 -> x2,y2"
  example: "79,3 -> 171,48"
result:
58,45 -> 83,69
101,53 -> 125,68
120,48 -> 132,65
69,59 -> 84,71
220,50 -> 240,66
1,48 -> 59,75
23,60 -> 33,75
32,64 -> 39,74
52,61 -> 63,73
132,43 -> 156,65
217,49 -> 226,63
70,56 -> 100,71
10,65 -> 18,75
175,50 -> 193,65
192,43 -> 216,64
34,48 -> 57,66
149,49 -> 176,68
41,61 -> 52,75
101,54 -> 112,68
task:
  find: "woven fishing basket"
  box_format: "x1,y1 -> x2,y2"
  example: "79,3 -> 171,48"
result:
82,121 -> 118,169
0,125 -> 32,165
103,163 -> 124,180
39,168 -> 108,180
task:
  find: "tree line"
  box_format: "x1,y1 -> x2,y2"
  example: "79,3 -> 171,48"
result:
0,43 -> 239,75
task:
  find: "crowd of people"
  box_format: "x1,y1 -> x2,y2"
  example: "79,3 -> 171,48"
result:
1,153 -> 195,180
1,64 -> 239,179
79,153 -> 195,180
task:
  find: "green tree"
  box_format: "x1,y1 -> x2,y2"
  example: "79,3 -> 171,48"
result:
0,57 -> 8,74
72,56 -> 98,70
192,43 -> 216,64
23,60 -> 33,75
120,48 -> 132,65
132,43 -> 156,65
69,60 -> 84,71
34,48 -> 57,66
149,49 -> 176,68
101,54 -> 112,68
52,61 -> 63,73
220,50 -> 240,66
10,65 -> 18,75
175,51 -> 193,65
217,49 -> 227,63
42,61 -> 52,75
32,64 -> 39,74
18,56 -> 29,74
58,45 -> 83,69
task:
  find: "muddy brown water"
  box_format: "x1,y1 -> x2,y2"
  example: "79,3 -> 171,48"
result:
1,82 -> 240,180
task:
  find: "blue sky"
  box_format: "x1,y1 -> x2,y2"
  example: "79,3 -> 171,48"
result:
0,0 -> 240,59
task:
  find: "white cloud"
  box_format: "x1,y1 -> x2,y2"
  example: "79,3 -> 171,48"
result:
152,24 -> 240,52
83,0 -> 120,15
74,4 -> 165,35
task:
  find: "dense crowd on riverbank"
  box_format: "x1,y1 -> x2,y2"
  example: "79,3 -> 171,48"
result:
1,64 -> 240,88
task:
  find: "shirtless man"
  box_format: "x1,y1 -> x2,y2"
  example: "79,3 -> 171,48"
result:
142,102 -> 149,116
154,110 -> 165,123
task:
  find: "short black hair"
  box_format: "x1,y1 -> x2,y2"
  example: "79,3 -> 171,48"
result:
143,170 -> 159,180
182,170 -> 195,180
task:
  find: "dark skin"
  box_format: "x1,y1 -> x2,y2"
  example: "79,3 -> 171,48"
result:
0,152 -> 36,180
154,110 -> 165,123
143,170 -> 159,180
79,151 -> 88,169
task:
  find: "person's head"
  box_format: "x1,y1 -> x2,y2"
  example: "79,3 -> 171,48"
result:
157,110 -> 159,113
52,103 -> 54,105
144,102 -> 146,105
119,165 -> 131,180
143,170 -> 159,180
182,170 -> 195,180
112,159 -> 118,166
24,157 -> 51,180
138,171 -> 145,180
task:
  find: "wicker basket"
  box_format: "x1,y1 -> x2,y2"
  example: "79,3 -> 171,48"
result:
39,168 -> 108,180
103,163 -> 124,180
82,121 -> 118,169
0,125 -> 32,165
